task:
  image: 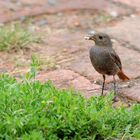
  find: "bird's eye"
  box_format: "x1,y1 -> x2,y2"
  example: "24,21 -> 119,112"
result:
99,36 -> 103,39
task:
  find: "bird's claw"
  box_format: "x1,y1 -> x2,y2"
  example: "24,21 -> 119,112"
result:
112,95 -> 118,103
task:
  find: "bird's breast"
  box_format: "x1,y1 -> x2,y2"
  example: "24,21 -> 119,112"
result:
89,46 -> 119,75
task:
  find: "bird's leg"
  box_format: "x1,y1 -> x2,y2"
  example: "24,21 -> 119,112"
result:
113,76 -> 117,102
101,75 -> 106,96
113,76 -> 116,94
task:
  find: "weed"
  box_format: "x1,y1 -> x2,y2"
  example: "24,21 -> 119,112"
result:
92,12 -> 114,25
0,23 -> 40,51
0,74 -> 139,139
31,54 -> 57,70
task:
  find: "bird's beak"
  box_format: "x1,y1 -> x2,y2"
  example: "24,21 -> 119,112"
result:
84,30 -> 96,40
84,34 -> 95,41
84,36 -> 91,40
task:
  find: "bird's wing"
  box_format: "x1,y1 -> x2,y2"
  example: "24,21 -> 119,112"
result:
109,49 -> 122,70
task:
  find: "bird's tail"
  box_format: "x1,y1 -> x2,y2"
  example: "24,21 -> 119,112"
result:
117,70 -> 129,81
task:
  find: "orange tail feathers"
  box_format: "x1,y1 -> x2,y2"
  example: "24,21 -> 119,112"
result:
117,70 -> 129,81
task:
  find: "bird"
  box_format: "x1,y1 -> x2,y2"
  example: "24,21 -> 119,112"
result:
85,31 -> 129,100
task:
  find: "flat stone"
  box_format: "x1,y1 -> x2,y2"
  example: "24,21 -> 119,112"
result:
46,0 -> 132,15
99,16 -> 140,52
113,0 -> 140,10
122,82 -> 140,103
112,41 -> 140,79
43,30 -> 103,82
36,69 -> 101,98
41,27 -> 140,82
65,40 -> 140,82
0,0 -> 132,23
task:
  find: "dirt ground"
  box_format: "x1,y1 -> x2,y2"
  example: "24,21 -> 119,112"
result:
0,0 -> 140,103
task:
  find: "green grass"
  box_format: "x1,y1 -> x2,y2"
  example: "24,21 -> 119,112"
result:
0,74 -> 139,140
0,23 -> 40,51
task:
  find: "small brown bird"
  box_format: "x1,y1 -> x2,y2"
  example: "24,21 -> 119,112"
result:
85,32 -> 129,99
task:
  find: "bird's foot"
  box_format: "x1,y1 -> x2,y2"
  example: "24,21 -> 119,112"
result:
112,95 -> 119,103
101,92 -> 106,97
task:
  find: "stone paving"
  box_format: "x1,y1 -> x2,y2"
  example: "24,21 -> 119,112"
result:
0,0 -> 135,23
0,0 -> 140,102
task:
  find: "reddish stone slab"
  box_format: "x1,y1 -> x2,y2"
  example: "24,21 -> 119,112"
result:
122,85 -> 140,103
41,27 -> 140,83
99,16 -> 140,52
43,30 -> 104,82
113,0 -> 140,10
36,69 -> 101,98
0,0 -> 132,23
112,41 -> 140,79
65,40 -> 140,83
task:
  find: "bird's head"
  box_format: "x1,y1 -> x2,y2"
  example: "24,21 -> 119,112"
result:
85,31 -> 112,47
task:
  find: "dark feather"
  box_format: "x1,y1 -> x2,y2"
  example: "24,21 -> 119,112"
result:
109,49 -> 122,70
